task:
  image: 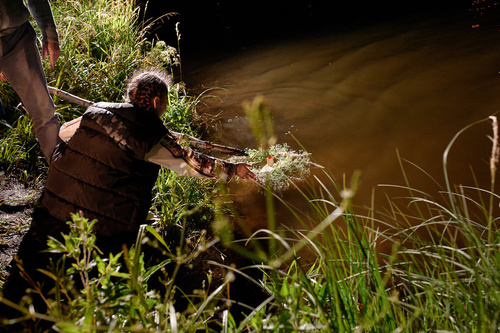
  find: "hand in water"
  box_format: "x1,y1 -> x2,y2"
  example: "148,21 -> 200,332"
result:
236,163 -> 256,180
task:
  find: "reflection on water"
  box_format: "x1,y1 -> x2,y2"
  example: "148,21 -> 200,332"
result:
184,15 -> 500,233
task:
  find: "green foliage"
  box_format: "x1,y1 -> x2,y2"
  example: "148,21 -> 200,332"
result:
0,81 -> 18,111
1,213 -> 240,331
0,110 -> 46,172
145,40 -> 181,70
152,168 -> 216,231
163,84 -> 197,135
42,213 -> 161,331
47,0 -> 178,107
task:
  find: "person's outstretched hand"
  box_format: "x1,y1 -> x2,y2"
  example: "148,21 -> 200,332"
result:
42,41 -> 61,69
236,163 -> 256,180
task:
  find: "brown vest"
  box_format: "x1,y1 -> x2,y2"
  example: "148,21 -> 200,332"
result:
41,102 -> 168,236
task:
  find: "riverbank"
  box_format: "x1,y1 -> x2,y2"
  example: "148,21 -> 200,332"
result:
0,171 -> 44,284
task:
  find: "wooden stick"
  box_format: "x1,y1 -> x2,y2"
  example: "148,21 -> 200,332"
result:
173,132 -> 246,155
48,86 -> 246,156
48,86 -> 93,107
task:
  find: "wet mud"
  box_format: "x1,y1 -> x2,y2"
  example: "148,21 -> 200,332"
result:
0,171 -> 44,284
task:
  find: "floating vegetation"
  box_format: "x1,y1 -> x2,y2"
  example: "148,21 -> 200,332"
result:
229,143 -> 323,191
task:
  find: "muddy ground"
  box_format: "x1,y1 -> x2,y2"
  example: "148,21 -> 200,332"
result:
0,171 -> 45,286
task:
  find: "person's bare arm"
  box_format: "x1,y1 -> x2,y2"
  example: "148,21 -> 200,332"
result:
27,0 -> 60,68
146,135 -> 255,180
42,41 -> 60,68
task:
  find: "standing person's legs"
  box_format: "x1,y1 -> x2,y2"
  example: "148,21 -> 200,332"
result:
0,23 -> 60,162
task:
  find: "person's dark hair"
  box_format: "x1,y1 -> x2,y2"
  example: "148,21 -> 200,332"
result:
124,68 -> 172,111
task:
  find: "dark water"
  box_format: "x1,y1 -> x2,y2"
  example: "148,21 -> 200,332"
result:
147,3 -> 500,234
144,1 -> 470,56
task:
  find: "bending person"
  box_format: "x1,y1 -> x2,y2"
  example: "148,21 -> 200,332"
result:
1,68 -> 254,323
44,68 -> 254,240
47,69 -> 252,233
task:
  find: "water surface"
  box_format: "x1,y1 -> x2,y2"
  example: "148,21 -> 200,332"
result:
184,15 -> 500,231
